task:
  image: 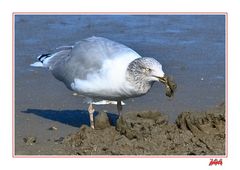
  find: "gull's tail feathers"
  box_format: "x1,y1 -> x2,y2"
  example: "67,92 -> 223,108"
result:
30,48 -> 71,69
30,53 -> 52,68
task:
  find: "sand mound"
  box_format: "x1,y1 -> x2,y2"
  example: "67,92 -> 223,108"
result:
63,104 -> 225,155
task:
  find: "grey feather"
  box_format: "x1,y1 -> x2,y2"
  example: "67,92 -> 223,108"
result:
43,36 -> 138,90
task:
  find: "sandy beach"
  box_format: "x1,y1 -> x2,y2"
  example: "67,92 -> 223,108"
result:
16,103 -> 225,155
14,15 -> 225,155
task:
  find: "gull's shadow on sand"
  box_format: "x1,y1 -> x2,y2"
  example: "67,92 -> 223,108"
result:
22,109 -> 119,128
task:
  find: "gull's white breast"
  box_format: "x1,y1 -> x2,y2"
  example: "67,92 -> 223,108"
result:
71,51 -> 141,100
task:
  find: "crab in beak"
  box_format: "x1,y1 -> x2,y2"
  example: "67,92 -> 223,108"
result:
159,75 -> 177,97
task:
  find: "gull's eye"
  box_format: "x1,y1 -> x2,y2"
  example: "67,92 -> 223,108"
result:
143,68 -> 151,73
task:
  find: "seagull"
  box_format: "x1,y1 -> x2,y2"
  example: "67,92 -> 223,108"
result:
31,36 -> 176,129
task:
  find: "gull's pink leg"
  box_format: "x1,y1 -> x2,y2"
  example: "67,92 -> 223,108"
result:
88,103 -> 95,129
117,101 -> 122,115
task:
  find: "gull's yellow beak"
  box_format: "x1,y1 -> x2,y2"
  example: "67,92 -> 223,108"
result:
158,76 -> 167,84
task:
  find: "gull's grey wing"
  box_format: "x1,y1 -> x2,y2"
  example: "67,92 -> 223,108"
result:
48,37 -> 137,89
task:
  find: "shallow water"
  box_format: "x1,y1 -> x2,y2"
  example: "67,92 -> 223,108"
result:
15,15 -> 225,124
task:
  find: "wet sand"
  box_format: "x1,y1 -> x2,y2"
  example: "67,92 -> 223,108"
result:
65,103 -> 225,155
17,103 -> 225,155
14,15 -> 225,155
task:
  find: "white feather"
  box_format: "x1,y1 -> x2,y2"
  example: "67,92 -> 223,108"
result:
91,100 -> 126,105
71,51 -> 141,99
30,62 -> 44,67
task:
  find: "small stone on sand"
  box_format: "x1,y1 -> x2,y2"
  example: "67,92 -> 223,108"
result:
23,137 -> 37,145
48,126 -> 58,131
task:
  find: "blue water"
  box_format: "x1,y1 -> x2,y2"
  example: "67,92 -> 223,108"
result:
15,14 -> 225,122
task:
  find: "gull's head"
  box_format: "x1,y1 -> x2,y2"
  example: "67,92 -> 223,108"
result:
127,57 -> 165,83
127,57 -> 176,97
